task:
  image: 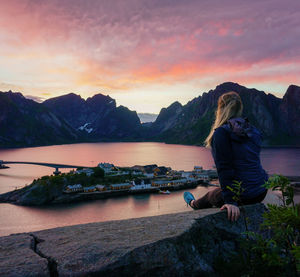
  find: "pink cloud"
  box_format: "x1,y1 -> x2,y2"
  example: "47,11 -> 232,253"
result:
0,0 -> 299,97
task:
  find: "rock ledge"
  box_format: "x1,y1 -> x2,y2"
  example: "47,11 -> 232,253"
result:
0,204 -> 266,276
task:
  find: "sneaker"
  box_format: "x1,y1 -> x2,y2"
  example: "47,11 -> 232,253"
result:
183,191 -> 195,209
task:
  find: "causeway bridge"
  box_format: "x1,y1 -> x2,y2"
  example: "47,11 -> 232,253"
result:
0,160 -> 88,175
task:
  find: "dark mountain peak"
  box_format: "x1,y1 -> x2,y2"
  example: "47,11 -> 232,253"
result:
287,84 -> 300,90
284,85 -> 300,101
167,101 -> 182,109
42,93 -> 86,129
44,93 -> 83,104
1,90 -> 25,100
114,105 -> 141,125
0,90 -> 38,109
212,82 -> 266,96
203,82 -> 246,105
0,91 -> 80,147
279,85 -> 300,137
42,92 -> 140,138
117,105 -> 131,111
62,92 -> 80,98
116,105 -> 140,121
62,92 -> 80,99
86,93 -> 116,108
214,82 -> 245,92
156,101 -> 182,117
153,101 -> 183,129
87,93 -> 113,102
205,83 -> 269,112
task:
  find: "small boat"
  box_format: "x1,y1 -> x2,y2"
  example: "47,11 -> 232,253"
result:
158,190 -> 170,194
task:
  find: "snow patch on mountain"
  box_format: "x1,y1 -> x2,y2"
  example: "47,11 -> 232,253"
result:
78,123 -> 93,133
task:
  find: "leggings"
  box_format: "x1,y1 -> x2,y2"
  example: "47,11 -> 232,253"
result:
192,187 -> 268,209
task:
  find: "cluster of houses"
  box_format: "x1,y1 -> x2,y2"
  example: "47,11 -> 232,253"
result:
75,163 -> 144,177
64,163 -> 217,194
131,164 -> 171,178
65,182 -> 133,193
75,163 -> 116,177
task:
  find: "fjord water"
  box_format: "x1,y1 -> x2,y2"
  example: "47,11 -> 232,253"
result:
0,142 -> 299,237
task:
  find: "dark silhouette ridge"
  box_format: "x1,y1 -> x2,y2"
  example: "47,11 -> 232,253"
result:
0,82 -> 299,147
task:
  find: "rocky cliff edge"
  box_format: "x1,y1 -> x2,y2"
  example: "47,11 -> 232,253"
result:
0,204 -> 266,276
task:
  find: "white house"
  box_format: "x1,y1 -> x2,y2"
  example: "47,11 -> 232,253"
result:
180,171 -> 194,178
65,184 -> 83,192
98,162 -> 115,172
110,183 -> 132,190
95,184 -> 106,191
195,173 -> 210,182
130,180 -> 152,190
193,166 -> 204,174
151,180 -> 171,187
83,186 -> 96,192
143,173 -> 154,178
76,168 -> 94,177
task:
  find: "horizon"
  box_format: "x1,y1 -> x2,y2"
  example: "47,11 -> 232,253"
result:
1,0 -> 300,113
2,81 -> 294,115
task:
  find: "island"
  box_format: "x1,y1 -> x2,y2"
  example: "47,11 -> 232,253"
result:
0,163 -> 218,206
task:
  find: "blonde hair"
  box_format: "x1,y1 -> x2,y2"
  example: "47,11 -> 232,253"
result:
204,91 -> 243,148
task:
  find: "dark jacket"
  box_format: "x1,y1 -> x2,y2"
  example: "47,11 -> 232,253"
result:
211,117 -> 268,205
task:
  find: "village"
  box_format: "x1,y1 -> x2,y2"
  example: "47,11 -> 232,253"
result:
64,163 -> 218,196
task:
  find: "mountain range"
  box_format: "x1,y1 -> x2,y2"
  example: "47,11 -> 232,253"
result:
0,92 -> 79,147
43,93 -> 141,141
146,82 -> 300,146
0,82 -> 299,148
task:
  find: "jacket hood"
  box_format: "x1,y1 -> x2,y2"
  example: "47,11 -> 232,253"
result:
222,117 -> 257,142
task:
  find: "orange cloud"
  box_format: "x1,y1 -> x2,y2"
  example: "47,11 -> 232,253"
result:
0,0 -> 299,104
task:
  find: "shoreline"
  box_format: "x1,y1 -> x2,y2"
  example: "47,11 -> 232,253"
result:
1,175 -> 299,206
0,180 -> 204,206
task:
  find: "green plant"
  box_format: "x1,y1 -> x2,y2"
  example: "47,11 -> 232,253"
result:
219,175 -> 300,276
226,180 -> 244,204
259,175 -> 300,274
264,174 -> 295,207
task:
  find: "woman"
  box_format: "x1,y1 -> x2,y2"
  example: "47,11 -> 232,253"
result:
183,91 -> 269,221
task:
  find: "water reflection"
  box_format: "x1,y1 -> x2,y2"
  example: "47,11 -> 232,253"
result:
0,142 -> 299,237
0,172 -> 37,180
260,148 -> 300,176
0,186 -> 214,236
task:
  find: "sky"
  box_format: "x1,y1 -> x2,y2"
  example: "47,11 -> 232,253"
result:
0,0 -> 300,113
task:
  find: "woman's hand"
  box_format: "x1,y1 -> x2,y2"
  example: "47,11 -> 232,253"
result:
220,204 -> 240,221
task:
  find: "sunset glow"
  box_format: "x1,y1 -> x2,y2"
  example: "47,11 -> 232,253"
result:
0,0 -> 300,112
